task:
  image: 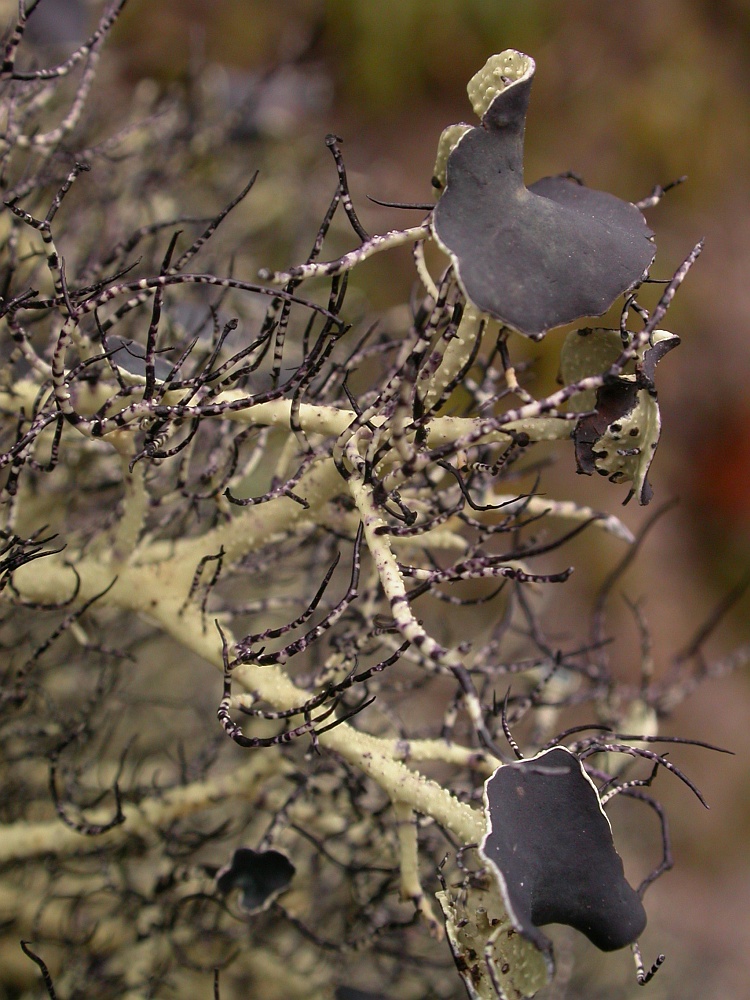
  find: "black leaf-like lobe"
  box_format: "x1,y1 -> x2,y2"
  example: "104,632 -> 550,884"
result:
480,747 -> 646,960
573,380 -> 641,475
216,847 -> 295,915
432,52 -> 656,338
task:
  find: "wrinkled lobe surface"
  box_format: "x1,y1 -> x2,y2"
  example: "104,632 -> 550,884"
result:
432,58 -> 656,337
481,747 -> 647,956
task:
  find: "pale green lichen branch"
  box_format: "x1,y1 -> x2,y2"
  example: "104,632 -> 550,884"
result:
344,436 -> 494,744
259,223 -> 431,284
7,549 -> 486,848
0,752 -> 282,865
392,800 -> 443,937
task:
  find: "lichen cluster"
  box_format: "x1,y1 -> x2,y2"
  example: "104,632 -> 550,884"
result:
0,6 -> 740,1000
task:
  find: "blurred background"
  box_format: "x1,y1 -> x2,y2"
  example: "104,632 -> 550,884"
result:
8,0 -> 750,996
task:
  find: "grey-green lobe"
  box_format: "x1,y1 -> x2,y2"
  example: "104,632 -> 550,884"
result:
432,54 -> 656,338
